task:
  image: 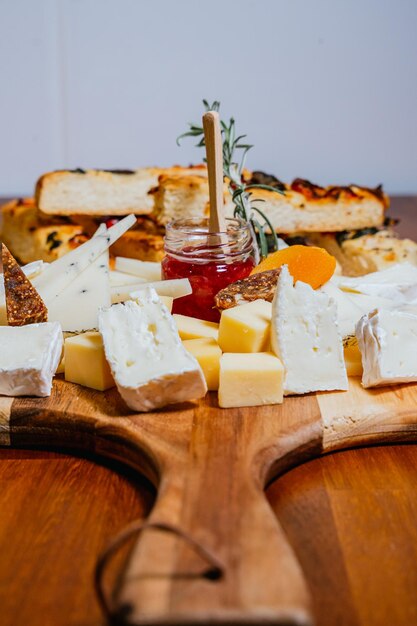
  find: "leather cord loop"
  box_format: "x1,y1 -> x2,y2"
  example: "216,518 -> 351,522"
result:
95,520 -> 225,624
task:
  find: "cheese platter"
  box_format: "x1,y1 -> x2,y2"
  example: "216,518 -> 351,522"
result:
2,101 -> 417,625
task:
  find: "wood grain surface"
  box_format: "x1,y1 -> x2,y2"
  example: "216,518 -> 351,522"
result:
0,196 -> 416,626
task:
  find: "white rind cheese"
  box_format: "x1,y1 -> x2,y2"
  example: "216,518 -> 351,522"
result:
356,307 -> 417,388
0,322 -> 63,397
320,280 -> 363,339
98,289 -> 207,412
334,263 -> 417,303
271,265 -> 347,395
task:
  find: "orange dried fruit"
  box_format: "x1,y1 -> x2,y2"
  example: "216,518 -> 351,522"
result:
250,245 -> 336,289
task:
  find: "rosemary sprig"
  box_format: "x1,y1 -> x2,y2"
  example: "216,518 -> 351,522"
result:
177,100 -> 284,261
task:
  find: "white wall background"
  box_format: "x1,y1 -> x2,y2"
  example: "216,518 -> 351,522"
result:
0,0 -> 416,196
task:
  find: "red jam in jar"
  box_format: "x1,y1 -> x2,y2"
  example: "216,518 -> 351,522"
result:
162,217 -> 256,322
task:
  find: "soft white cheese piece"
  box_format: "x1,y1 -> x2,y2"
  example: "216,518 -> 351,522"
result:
320,281 -> 363,339
98,288 -> 207,412
334,263 -> 417,304
0,322 -> 63,397
271,265 -> 348,395
356,307 -> 417,388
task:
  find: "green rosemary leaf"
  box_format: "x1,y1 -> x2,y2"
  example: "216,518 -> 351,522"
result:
251,218 -> 269,259
251,206 -> 279,250
177,99 -> 285,260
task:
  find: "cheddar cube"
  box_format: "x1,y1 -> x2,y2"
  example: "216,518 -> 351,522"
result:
218,300 -> 272,353
218,352 -> 284,408
183,337 -> 222,391
344,343 -> 363,377
173,314 -> 219,341
65,331 -> 115,391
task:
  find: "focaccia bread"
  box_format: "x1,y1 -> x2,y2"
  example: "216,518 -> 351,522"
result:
1,199 -> 165,265
150,174 -> 230,226
150,171 -> 388,233
0,198 -> 88,264
308,229 -> 417,276
35,165 -> 208,217
248,177 -> 388,233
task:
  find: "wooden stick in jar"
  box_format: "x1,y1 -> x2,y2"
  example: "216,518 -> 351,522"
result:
203,111 -> 227,235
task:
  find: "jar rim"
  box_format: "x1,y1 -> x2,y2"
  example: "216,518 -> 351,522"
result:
165,216 -> 249,236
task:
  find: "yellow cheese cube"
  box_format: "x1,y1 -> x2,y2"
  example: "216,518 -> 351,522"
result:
218,352 -> 284,408
218,300 -> 272,353
183,338 -> 222,391
344,343 -> 363,377
159,295 -> 173,313
173,314 -> 219,341
65,331 -> 115,391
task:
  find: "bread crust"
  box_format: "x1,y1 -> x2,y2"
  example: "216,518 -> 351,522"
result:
35,166 -> 208,217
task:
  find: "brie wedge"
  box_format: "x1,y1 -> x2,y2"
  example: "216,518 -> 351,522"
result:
0,322 -> 63,397
98,288 -> 207,412
334,263 -> 417,304
356,307 -> 417,388
271,265 -> 347,395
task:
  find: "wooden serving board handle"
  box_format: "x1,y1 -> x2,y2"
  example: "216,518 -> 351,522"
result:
4,378 -> 417,625
114,408 -> 312,625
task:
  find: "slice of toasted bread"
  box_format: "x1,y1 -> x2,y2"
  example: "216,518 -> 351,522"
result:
1,243 -> 48,325
248,179 -> 387,233
309,229 -> 417,276
215,269 -> 281,310
151,171 -> 387,233
1,199 -> 88,264
35,165 -> 208,217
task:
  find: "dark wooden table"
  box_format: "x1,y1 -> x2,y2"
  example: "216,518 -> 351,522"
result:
0,196 -> 416,626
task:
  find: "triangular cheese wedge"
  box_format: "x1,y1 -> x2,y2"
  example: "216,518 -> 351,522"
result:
1,243 -> 48,325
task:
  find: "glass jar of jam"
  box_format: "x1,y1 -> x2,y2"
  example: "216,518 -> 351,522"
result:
162,217 -> 256,322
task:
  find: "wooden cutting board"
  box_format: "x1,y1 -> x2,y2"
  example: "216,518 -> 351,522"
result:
1,377 -> 417,626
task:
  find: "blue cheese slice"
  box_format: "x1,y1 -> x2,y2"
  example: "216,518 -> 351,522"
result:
271,265 -> 347,395
356,307 -> 417,388
32,214 -> 135,303
31,219 -> 135,332
0,322 -> 63,397
98,288 -> 207,412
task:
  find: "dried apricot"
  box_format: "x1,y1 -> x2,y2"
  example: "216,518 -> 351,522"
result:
250,245 -> 336,289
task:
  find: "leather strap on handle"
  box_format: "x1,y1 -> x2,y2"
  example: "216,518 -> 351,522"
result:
95,520 -> 225,624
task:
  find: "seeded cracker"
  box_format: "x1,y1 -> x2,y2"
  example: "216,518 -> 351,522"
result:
1,243 -> 48,325
215,268 -> 281,310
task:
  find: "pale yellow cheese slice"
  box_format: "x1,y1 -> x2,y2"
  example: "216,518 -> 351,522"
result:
183,337 -> 222,391
173,314 -> 219,341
